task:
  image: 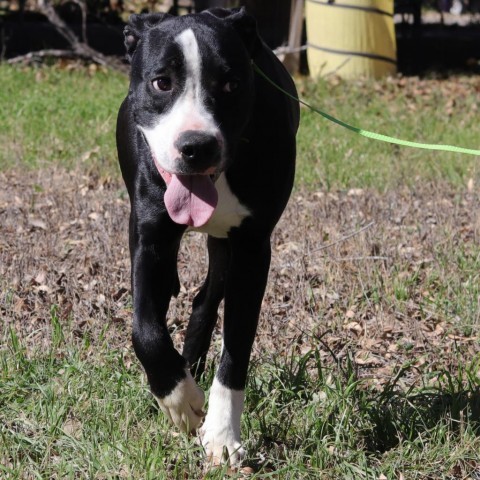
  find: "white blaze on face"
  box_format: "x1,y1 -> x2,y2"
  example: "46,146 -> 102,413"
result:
139,28 -> 223,174
178,27 -> 202,105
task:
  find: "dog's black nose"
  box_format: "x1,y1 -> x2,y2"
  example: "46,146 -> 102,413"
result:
175,131 -> 221,168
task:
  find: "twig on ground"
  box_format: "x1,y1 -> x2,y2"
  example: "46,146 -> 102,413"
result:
332,256 -> 389,262
7,0 -> 124,70
7,49 -> 105,65
308,221 -> 376,255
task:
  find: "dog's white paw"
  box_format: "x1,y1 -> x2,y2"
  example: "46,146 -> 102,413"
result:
200,378 -> 245,465
154,369 -> 205,433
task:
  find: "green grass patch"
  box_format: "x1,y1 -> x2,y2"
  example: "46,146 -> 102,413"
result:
1,321 -> 479,479
0,323 -> 206,479
296,75 -> 480,190
1,64 -> 479,191
0,65 -> 127,173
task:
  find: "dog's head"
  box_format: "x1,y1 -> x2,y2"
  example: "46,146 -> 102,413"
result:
124,8 -> 259,178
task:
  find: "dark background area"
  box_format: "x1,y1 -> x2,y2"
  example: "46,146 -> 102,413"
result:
1,0 -> 479,75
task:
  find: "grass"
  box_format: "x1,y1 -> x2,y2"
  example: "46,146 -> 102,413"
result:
296,75 -> 480,190
1,323 -> 202,479
0,65 -> 127,172
1,64 -> 479,189
1,322 -> 479,478
1,63 -> 480,478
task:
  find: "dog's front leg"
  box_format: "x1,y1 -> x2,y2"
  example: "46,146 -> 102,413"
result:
131,225 -> 205,433
200,233 -> 271,465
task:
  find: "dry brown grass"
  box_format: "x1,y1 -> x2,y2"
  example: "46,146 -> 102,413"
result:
2,168 -> 479,391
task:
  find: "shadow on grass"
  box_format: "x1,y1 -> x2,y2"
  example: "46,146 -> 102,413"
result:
367,388 -> 480,452
246,347 -> 480,462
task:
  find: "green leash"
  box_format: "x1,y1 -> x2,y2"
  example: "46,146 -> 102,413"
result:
253,63 -> 480,156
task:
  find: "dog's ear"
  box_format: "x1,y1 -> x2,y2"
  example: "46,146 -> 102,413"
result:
124,13 -> 170,63
205,7 -> 260,57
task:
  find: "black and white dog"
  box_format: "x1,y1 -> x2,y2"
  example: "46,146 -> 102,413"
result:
116,7 -> 299,464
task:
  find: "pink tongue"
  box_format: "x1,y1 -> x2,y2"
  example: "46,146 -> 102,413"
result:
164,174 -> 218,227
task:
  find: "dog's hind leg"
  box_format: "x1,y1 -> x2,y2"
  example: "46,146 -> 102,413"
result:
183,236 -> 229,379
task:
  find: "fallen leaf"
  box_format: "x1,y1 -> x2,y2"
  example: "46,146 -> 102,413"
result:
29,218 -> 47,230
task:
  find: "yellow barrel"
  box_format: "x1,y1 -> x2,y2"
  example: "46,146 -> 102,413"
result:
305,0 -> 397,79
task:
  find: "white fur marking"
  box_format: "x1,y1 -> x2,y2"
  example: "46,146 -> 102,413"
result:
154,369 -> 205,433
200,377 -> 245,465
139,28 -> 224,174
190,173 -> 251,238
176,29 -> 202,104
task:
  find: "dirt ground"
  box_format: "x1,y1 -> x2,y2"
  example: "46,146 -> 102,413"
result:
1,168 -> 479,389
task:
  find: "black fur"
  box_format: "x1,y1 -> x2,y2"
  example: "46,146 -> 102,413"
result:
116,7 -> 299,400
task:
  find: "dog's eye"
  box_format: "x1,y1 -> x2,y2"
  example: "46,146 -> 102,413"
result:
152,77 -> 172,92
222,80 -> 239,94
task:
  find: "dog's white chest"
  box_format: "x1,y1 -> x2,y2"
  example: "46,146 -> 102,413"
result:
191,173 -> 250,238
